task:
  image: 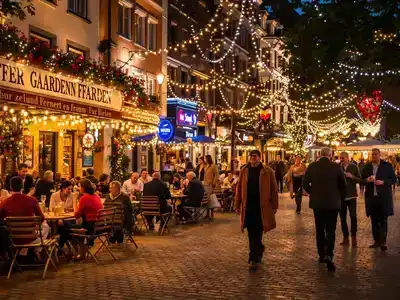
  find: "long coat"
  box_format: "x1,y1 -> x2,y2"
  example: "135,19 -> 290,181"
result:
362,160 -> 396,217
235,164 -> 279,233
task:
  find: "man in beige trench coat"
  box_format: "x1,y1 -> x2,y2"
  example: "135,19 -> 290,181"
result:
235,150 -> 279,268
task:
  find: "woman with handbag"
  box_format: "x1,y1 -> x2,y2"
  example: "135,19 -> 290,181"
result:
286,155 -> 307,214
204,155 -> 219,219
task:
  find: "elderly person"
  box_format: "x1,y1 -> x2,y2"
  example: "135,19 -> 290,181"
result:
303,147 -> 346,272
143,172 -> 172,230
49,180 -> 76,212
104,181 -> 133,244
34,170 -> 55,207
362,148 -> 397,251
123,172 -> 144,195
177,172 -> 205,221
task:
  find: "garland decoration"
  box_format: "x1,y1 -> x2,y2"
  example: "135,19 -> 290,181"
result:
109,135 -> 131,182
0,24 -> 156,109
0,110 -> 25,163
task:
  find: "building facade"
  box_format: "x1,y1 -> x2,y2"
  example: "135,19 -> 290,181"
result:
99,0 -> 168,173
0,0 -> 162,179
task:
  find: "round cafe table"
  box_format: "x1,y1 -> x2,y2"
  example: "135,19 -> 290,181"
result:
44,212 -> 75,237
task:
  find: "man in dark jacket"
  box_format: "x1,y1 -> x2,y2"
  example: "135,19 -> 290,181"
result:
362,148 -> 396,251
4,163 -> 34,195
339,152 -> 362,247
104,181 -> 134,243
183,172 -> 205,207
272,155 -> 285,193
303,147 -> 346,272
143,172 -> 172,230
177,172 -> 205,220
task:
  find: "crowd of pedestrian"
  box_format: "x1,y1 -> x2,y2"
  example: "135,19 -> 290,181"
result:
234,147 -> 397,272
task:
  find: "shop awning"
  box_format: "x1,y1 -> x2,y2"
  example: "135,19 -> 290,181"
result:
192,135 -> 215,143
132,134 -> 156,142
132,134 -> 186,143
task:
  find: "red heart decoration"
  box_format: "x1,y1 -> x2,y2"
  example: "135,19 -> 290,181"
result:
356,90 -> 383,124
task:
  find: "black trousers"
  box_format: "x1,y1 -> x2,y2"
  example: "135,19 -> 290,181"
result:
370,202 -> 388,245
293,176 -> 303,212
275,174 -> 283,193
340,198 -> 357,238
145,204 -> 172,229
313,209 -> 339,259
246,222 -> 264,263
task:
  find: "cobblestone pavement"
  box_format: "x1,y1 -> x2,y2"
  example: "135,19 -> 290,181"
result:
1,192 -> 400,300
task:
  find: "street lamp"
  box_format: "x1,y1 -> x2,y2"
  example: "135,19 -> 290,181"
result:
156,73 -> 165,85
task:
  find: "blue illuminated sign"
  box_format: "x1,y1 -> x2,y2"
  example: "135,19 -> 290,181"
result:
158,119 -> 174,142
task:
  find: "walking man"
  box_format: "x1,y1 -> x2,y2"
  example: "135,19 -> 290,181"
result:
235,150 -> 279,269
303,147 -> 346,272
362,148 -> 396,251
339,152 -> 361,247
272,155 -> 285,193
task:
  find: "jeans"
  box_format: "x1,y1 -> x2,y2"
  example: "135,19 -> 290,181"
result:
340,198 -> 357,238
313,209 -> 339,259
371,202 -> 388,245
247,223 -> 264,263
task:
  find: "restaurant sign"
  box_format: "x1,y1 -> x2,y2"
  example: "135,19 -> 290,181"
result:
176,107 -> 197,127
0,58 -> 122,111
0,87 -> 122,119
158,119 -> 174,142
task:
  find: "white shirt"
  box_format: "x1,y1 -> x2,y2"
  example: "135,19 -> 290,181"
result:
122,179 -> 144,194
49,191 -> 75,211
373,163 -> 379,196
138,176 -> 152,185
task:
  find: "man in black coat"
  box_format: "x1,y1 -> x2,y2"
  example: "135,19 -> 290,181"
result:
303,147 -> 346,272
362,148 -> 396,251
183,172 -> 205,207
143,172 -> 172,230
4,163 -> 34,195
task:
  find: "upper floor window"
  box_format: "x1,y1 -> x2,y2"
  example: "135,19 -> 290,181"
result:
148,16 -> 158,51
118,3 -> 132,39
67,43 -> 88,61
68,0 -> 88,19
135,9 -> 147,47
29,27 -> 56,48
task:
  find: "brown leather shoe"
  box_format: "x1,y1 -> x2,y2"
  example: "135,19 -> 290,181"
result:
351,236 -> 357,247
340,237 -> 350,245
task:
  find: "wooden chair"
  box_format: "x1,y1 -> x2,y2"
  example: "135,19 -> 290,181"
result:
104,203 -> 138,250
6,216 -> 57,279
139,196 -> 172,236
70,208 -> 117,265
195,194 -> 209,220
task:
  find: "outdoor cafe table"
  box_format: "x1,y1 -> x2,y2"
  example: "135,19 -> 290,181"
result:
44,212 -> 75,237
44,212 -> 75,222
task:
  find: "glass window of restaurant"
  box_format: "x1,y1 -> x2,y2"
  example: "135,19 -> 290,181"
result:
39,132 -> 57,176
